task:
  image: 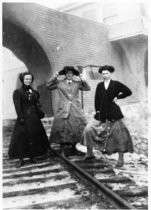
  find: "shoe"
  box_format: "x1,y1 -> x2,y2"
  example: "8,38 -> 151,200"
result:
116,161 -> 124,168
70,146 -> 78,155
71,147 -> 85,156
47,148 -> 54,156
101,149 -> 107,154
84,154 -> 95,160
60,146 -> 69,158
16,160 -> 24,168
76,151 -> 85,156
61,151 -> 68,158
30,158 -> 37,164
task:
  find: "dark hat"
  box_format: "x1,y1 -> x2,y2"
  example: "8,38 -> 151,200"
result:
99,65 -> 115,74
19,71 -> 34,83
59,66 -> 79,76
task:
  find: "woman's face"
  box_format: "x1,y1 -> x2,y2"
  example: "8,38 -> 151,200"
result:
102,70 -> 111,81
65,70 -> 74,80
23,75 -> 32,86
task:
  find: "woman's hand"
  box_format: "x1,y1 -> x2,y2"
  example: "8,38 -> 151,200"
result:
54,73 -> 59,78
46,73 -> 59,85
19,118 -> 25,125
113,97 -> 118,103
79,74 -> 85,81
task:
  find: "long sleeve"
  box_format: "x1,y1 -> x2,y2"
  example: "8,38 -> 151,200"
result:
116,81 -> 132,99
35,91 -> 41,108
35,91 -> 45,119
45,76 -> 58,90
79,80 -> 91,91
94,84 -> 101,112
13,90 -> 24,119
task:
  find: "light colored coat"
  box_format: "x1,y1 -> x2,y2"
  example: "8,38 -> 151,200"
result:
46,77 -> 90,118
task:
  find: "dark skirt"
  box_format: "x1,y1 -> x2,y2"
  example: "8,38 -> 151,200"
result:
94,119 -> 133,154
50,111 -> 87,144
82,118 -> 133,155
8,114 -> 50,159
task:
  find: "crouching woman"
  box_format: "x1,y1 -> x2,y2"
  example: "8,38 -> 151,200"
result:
83,65 -> 133,167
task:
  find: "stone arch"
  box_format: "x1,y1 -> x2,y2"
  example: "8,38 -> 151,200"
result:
3,19 -> 53,116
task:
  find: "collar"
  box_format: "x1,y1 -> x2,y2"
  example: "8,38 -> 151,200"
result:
104,79 -> 111,90
104,79 -> 111,83
66,79 -> 72,84
22,85 -> 33,92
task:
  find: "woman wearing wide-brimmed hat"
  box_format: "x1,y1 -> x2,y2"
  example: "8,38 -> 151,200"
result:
8,72 -> 52,168
83,65 -> 133,167
46,66 -> 91,156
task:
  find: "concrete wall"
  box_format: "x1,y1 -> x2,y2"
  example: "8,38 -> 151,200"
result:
3,48 -> 27,119
59,2 -> 103,23
103,2 -> 147,25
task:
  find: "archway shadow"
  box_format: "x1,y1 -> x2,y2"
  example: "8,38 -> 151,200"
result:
3,20 -> 53,116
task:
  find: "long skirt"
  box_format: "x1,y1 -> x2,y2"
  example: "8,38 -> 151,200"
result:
8,114 -> 50,159
82,118 -> 133,155
50,111 -> 87,145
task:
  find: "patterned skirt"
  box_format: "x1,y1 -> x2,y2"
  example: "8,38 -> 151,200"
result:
83,118 -> 133,155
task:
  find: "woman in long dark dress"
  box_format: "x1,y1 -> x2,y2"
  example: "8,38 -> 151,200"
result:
83,65 -> 133,167
8,72 -> 51,168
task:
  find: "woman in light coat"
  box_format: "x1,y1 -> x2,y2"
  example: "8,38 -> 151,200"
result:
46,66 -> 90,156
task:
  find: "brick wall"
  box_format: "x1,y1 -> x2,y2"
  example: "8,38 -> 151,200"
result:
3,3 -> 148,155
3,3 -> 137,113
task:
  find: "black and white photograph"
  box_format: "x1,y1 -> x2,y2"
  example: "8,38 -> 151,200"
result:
2,0 -> 149,209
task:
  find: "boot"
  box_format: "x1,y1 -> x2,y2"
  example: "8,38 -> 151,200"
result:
30,157 -> 38,164
71,144 -> 77,155
84,146 -> 95,160
16,159 -> 24,168
70,144 -> 84,156
61,144 -> 68,157
116,152 -> 124,167
47,147 -> 54,157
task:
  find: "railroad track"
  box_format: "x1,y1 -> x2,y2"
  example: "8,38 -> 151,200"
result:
3,120 -> 148,209
2,121 -> 114,209
52,148 -> 148,210
3,152 -> 114,209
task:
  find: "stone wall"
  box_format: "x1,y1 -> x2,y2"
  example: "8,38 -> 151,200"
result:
121,102 -> 148,156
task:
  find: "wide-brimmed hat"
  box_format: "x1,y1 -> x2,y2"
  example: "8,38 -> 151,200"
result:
59,66 -> 79,76
99,65 -> 115,74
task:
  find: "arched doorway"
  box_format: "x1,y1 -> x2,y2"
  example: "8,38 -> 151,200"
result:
3,20 -> 53,117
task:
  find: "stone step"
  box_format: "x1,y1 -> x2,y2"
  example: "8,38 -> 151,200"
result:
4,197 -> 92,210
3,185 -> 80,209
3,182 -> 77,198
3,173 -> 69,186
98,176 -> 133,183
115,187 -> 148,197
3,166 -> 64,180
3,160 -> 57,173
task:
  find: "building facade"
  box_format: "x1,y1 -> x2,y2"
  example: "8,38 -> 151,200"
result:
3,2 -> 148,155
58,0 -> 148,101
